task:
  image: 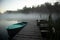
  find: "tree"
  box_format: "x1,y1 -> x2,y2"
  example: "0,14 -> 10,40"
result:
54,2 -> 60,14
45,3 -> 53,13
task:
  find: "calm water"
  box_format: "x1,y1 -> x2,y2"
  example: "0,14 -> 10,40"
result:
0,13 -> 59,21
0,13 -> 59,28
0,13 -> 60,39
0,20 -> 18,40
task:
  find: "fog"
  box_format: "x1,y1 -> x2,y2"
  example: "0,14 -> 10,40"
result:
0,13 -> 60,30
0,13 -> 58,21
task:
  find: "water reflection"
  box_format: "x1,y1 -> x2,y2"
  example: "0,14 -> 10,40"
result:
0,13 -> 60,29
0,20 -> 18,40
0,13 -> 60,40
0,20 -> 18,28
0,13 -> 59,21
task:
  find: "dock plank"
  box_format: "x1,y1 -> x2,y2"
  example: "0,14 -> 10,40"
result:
12,21 -> 42,40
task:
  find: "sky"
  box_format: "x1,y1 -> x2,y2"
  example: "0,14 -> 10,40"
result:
0,0 -> 60,13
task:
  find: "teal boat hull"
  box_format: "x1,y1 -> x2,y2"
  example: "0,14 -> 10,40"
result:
7,22 -> 27,40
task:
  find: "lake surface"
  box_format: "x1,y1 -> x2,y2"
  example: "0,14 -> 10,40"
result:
0,13 -> 59,21
0,13 -> 60,39
0,13 -> 60,28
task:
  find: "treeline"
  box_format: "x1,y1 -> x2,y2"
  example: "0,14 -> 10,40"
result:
6,2 -> 60,14
20,2 -> 60,14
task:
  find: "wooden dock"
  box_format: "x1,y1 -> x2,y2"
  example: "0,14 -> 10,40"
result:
12,21 -> 42,40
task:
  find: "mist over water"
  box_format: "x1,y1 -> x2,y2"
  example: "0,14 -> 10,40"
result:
0,13 -> 59,21
0,13 -> 60,39
0,13 -> 59,28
